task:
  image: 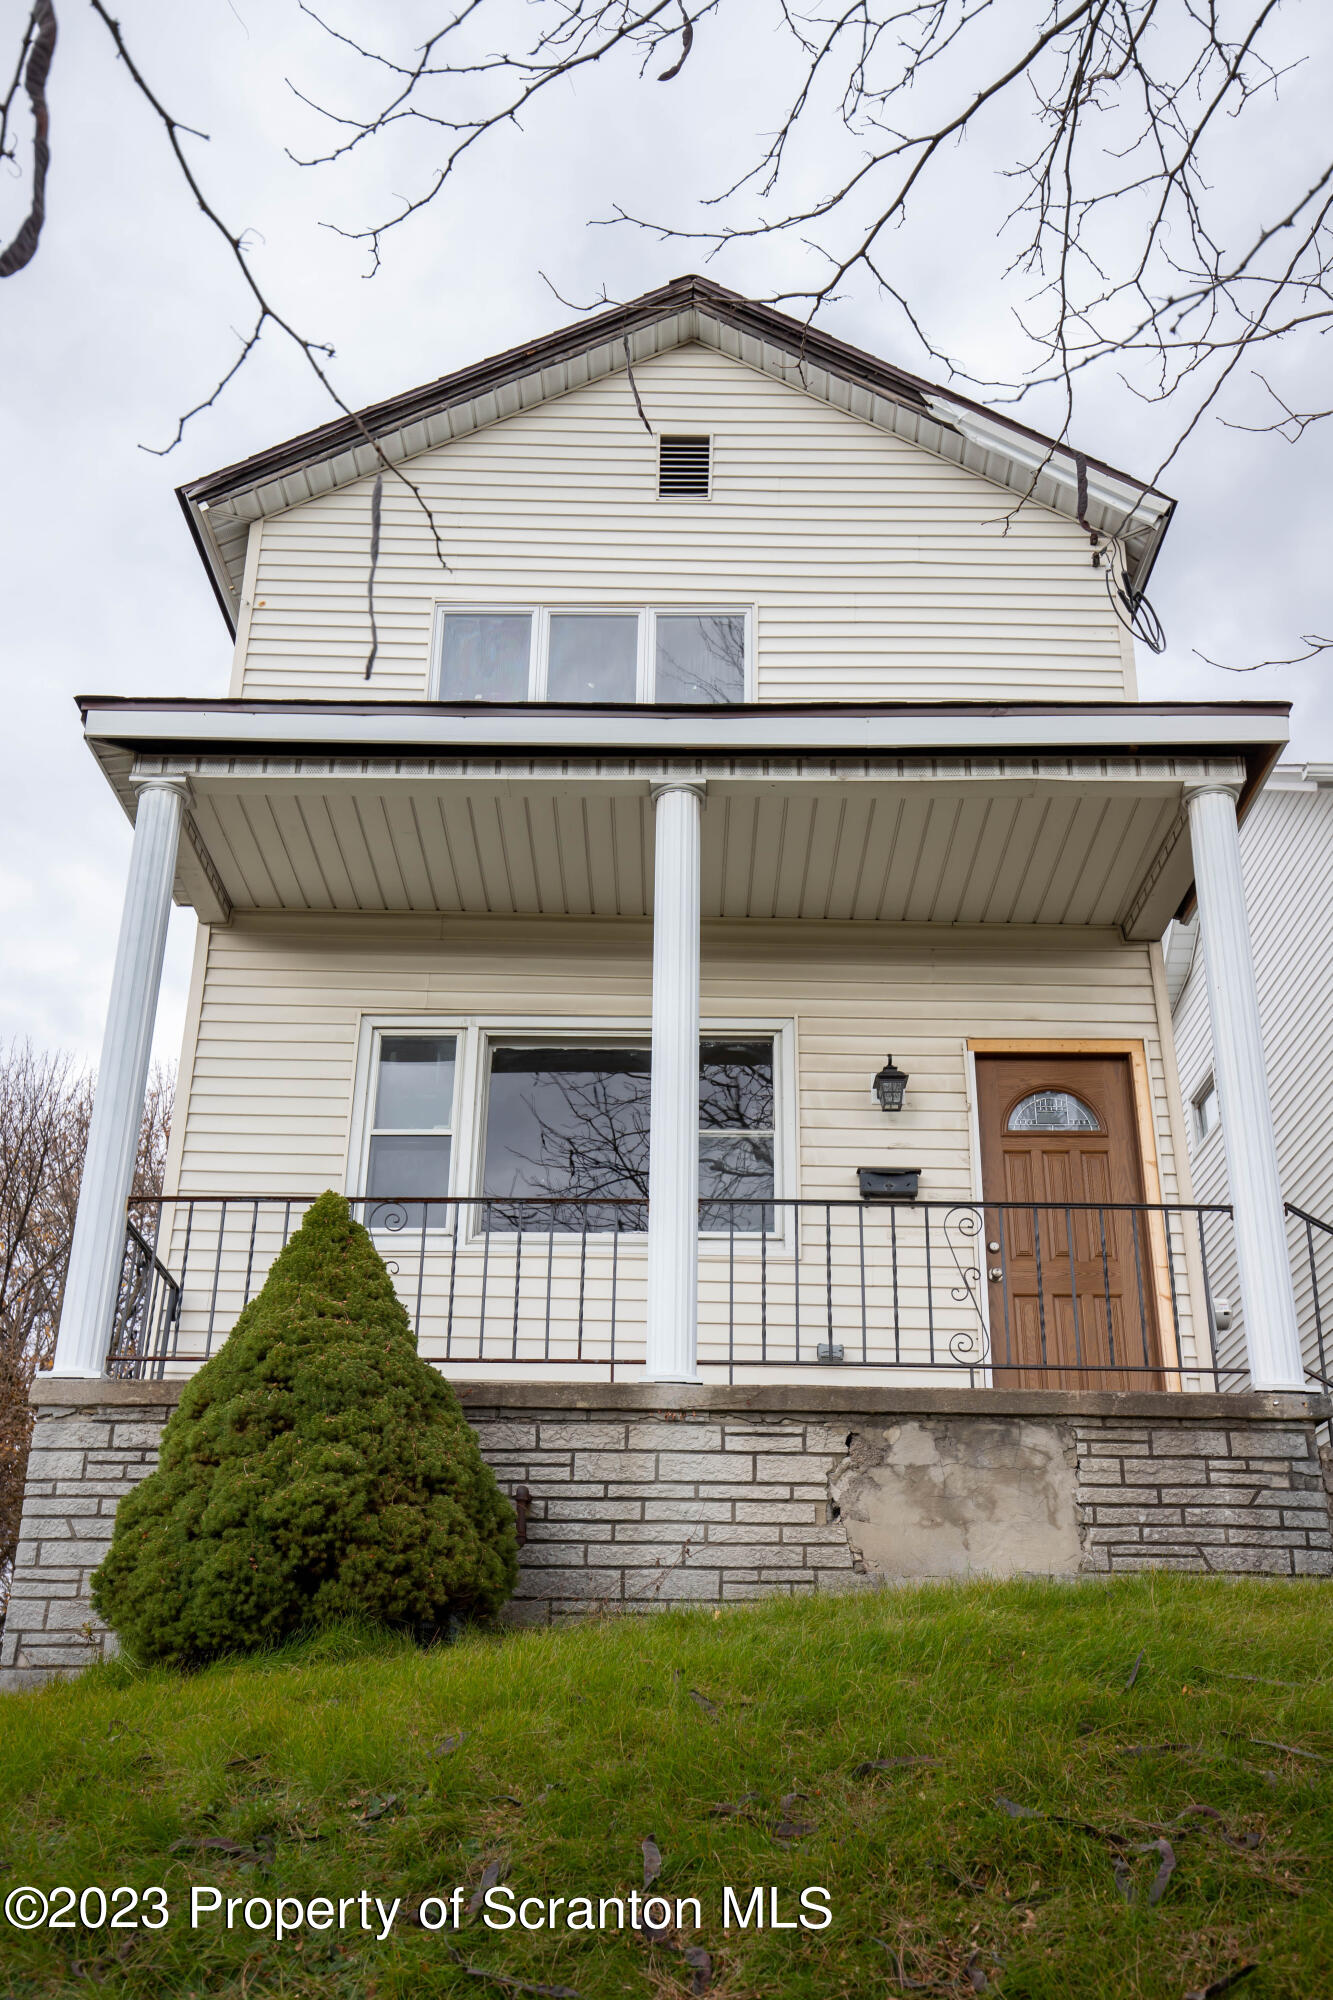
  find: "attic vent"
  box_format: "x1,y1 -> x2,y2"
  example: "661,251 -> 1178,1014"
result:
658,434 -> 711,499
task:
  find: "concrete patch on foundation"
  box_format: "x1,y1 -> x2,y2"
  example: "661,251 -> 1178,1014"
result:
829,1418 -> 1081,1580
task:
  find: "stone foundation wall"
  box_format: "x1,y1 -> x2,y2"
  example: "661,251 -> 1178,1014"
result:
1073,1416 -> 1333,1575
1,1400 -> 168,1682
3,1381 -> 1329,1683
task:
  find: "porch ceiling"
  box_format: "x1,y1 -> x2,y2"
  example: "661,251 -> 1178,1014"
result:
163,769 -> 1202,928
79,698 -> 1286,939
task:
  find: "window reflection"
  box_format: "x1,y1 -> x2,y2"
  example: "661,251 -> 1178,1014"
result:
699,1039 -> 775,1230
478,1038 -> 777,1230
547,614 -> 639,702
482,1046 -> 651,1232
655,614 -> 746,703
366,1035 -> 457,1229
438,613 -> 531,700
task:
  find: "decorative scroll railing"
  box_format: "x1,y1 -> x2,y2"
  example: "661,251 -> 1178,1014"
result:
106,1194 -> 1248,1390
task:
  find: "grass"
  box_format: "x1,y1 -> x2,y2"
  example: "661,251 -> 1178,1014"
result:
1,1577 -> 1331,1999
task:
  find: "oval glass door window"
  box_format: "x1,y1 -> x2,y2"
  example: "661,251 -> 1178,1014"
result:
1006,1089 -> 1101,1132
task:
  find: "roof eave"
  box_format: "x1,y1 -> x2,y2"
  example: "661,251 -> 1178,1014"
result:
176,275 -> 1176,625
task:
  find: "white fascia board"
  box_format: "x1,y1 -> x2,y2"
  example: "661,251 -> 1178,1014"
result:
1265,760 -> 1333,790
81,703 -> 1289,761
921,397 -> 1169,536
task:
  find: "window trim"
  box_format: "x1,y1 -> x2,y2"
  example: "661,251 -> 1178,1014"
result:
430,605 -> 756,704
347,1012 -> 796,1247
347,1015 -> 473,1233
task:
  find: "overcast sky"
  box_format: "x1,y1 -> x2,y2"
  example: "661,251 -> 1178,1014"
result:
2,0 -> 1330,1075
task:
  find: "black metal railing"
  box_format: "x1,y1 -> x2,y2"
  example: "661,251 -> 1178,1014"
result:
107,1193 -> 1243,1389
106,1218 -> 181,1381
1287,1202 -> 1333,1397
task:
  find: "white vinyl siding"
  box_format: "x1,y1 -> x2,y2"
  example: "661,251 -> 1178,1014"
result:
1173,775 -> 1333,1382
172,913 -> 1181,1205
239,343 -> 1130,705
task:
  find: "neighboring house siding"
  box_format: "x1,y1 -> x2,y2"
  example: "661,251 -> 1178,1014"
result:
236,344 -> 1130,705
1172,773 -> 1333,1384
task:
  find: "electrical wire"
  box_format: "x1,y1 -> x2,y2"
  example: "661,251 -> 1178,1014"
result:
1104,545 -> 1167,654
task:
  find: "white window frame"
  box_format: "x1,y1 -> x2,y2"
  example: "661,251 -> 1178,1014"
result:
346,1016 -> 474,1235
1192,1075 -> 1220,1144
694,1017 -> 796,1251
536,608 -> 646,704
430,605 -> 756,704
431,606 -> 541,706
347,1013 -> 796,1248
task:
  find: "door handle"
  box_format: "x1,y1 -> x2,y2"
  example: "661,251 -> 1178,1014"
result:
988,1266 -> 1003,1281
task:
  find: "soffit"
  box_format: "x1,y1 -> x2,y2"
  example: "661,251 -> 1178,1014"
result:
92,745 -> 1244,939
84,698 -> 1285,937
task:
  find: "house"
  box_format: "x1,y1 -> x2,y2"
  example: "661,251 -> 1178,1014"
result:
4,277 -> 1328,1681
1168,763 -> 1333,1392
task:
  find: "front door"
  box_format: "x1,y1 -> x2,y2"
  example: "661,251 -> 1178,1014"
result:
975,1054 -> 1163,1390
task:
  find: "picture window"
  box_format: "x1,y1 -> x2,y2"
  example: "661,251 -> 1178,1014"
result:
477,1036 -> 777,1231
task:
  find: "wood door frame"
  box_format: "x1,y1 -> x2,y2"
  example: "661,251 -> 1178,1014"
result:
966,1038 -> 1183,1382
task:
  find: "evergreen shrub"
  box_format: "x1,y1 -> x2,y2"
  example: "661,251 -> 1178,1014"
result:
91,1191 -> 517,1665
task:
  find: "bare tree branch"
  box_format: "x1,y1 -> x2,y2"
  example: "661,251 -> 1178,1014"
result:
84,3 -> 449,568
1194,635 -> 1333,674
281,0 -> 1333,510
5,1 -> 1330,668
0,0 -> 56,278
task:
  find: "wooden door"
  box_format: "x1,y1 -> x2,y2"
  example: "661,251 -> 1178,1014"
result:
975,1055 -> 1162,1390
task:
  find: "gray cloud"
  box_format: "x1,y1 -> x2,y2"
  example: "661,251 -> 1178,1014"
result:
2,0 -> 1329,1069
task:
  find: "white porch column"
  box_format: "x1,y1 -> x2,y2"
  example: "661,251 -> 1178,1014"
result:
52,778 -> 189,1378
645,781 -> 705,1382
1186,781 -> 1304,1389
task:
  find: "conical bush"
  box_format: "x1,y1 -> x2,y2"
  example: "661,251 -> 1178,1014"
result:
92,1191 -> 517,1665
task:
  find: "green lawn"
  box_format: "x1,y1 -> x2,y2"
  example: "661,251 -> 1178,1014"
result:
1,1576 -> 1331,1998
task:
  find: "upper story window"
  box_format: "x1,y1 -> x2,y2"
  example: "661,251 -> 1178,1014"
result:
432,607 -> 750,705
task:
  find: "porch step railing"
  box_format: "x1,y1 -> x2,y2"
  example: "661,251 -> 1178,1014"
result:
106,1218 -> 182,1382
106,1194 -> 1245,1389
1286,1202 -> 1333,1392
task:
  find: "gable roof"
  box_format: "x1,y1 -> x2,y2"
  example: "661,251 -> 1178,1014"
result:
178,273 -> 1175,633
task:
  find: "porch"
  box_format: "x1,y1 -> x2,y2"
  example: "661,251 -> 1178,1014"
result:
51,692 -> 1307,1400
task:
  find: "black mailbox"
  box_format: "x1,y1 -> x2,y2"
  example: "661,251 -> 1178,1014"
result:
857,1166 -> 921,1202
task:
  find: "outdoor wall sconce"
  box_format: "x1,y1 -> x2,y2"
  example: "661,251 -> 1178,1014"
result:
872,1053 -> 909,1112
857,1166 -> 921,1202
